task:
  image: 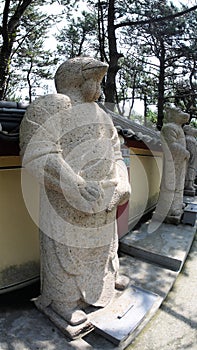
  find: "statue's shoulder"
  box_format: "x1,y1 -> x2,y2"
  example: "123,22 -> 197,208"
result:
25,94 -> 71,120
20,93 -> 72,144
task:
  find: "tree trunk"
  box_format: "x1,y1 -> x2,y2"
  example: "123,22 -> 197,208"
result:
0,42 -> 12,100
0,0 -> 12,99
157,39 -> 165,130
104,0 -> 123,110
144,93 -> 147,126
97,0 -> 108,62
0,0 -> 33,99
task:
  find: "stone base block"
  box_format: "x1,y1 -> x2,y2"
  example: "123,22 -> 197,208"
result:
164,214 -> 182,225
89,285 -> 160,347
34,299 -> 94,340
182,204 -> 197,226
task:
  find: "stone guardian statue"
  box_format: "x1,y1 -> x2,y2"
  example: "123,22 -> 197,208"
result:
183,124 -> 197,197
151,105 -> 190,225
20,57 -> 131,334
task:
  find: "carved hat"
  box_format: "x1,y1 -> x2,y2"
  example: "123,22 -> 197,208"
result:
55,57 -> 108,93
164,104 -> 189,124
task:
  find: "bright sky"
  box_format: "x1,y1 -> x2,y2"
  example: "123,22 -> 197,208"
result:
1,0 -> 195,103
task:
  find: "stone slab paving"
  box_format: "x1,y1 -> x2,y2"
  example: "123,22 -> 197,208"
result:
184,195 -> 197,204
127,232 -> 197,350
0,221 -> 196,349
0,255 -> 177,350
120,220 -> 196,271
85,255 -> 177,349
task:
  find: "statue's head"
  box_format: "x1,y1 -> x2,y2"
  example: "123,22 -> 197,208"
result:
54,57 -> 108,102
164,105 -> 189,125
183,124 -> 197,137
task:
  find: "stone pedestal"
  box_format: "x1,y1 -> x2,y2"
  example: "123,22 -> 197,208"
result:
182,203 -> 197,226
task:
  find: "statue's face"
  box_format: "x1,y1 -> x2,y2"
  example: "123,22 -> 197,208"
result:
175,110 -> 190,125
81,78 -> 102,102
184,125 -> 197,137
165,107 -> 189,125
190,128 -> 197,137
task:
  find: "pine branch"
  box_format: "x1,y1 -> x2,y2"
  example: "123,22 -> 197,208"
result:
115,5 -> 197,30
8,0 -> 32,33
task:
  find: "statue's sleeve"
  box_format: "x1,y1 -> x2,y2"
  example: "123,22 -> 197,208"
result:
20,106 -> 82,194
111,126 -> 124,161
109,125 -> 131,207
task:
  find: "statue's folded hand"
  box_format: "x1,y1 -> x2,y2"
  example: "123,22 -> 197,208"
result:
78,180 -> 104,202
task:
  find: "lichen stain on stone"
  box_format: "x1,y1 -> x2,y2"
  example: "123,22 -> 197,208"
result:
0,261 -> 40,287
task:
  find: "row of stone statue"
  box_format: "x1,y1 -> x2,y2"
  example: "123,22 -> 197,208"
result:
153,105 -> 197,226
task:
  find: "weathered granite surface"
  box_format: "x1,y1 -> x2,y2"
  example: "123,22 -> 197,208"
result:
1,219 -> 196,349
20,57 -> 131,333
151,105 -> 190,226
0,254 -> 176,349
183,125 -> 197,197
120,219 -> 196,271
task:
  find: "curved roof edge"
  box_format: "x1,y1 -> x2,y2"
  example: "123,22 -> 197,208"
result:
0,100 -> 162,152
98,103 -> 161,150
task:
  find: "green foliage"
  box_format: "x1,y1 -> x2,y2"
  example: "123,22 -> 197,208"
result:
146,109 -> 158,127
172,80 -> 197,121
190,118 -> 197,128
0,0 -> 65,100
128,108 -> 157,128
56,10 -> 98,59
129,112 -> 144,125
10,3 -> 59,101
1,0 -> 197,118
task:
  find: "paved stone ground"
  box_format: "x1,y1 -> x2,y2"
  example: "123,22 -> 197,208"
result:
127,232 -> 197,350
0,233 -> 196,350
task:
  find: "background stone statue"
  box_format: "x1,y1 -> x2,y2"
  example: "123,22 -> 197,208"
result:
151,105 -> 190,225
183,124 -> 197,197
20,57 -> 131,331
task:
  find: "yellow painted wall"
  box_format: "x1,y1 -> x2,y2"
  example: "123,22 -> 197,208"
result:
0,157 -> 40,291
0,148 -> 163,290
128,147 -> 163,230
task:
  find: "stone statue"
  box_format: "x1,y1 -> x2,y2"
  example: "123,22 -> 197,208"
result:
152,105 -> 190,225
183,124 -> 197,196
20,57 -> 131,333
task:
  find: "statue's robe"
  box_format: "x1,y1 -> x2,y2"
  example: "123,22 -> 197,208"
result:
20,94 -> 130,307
185,134 -> 197,188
